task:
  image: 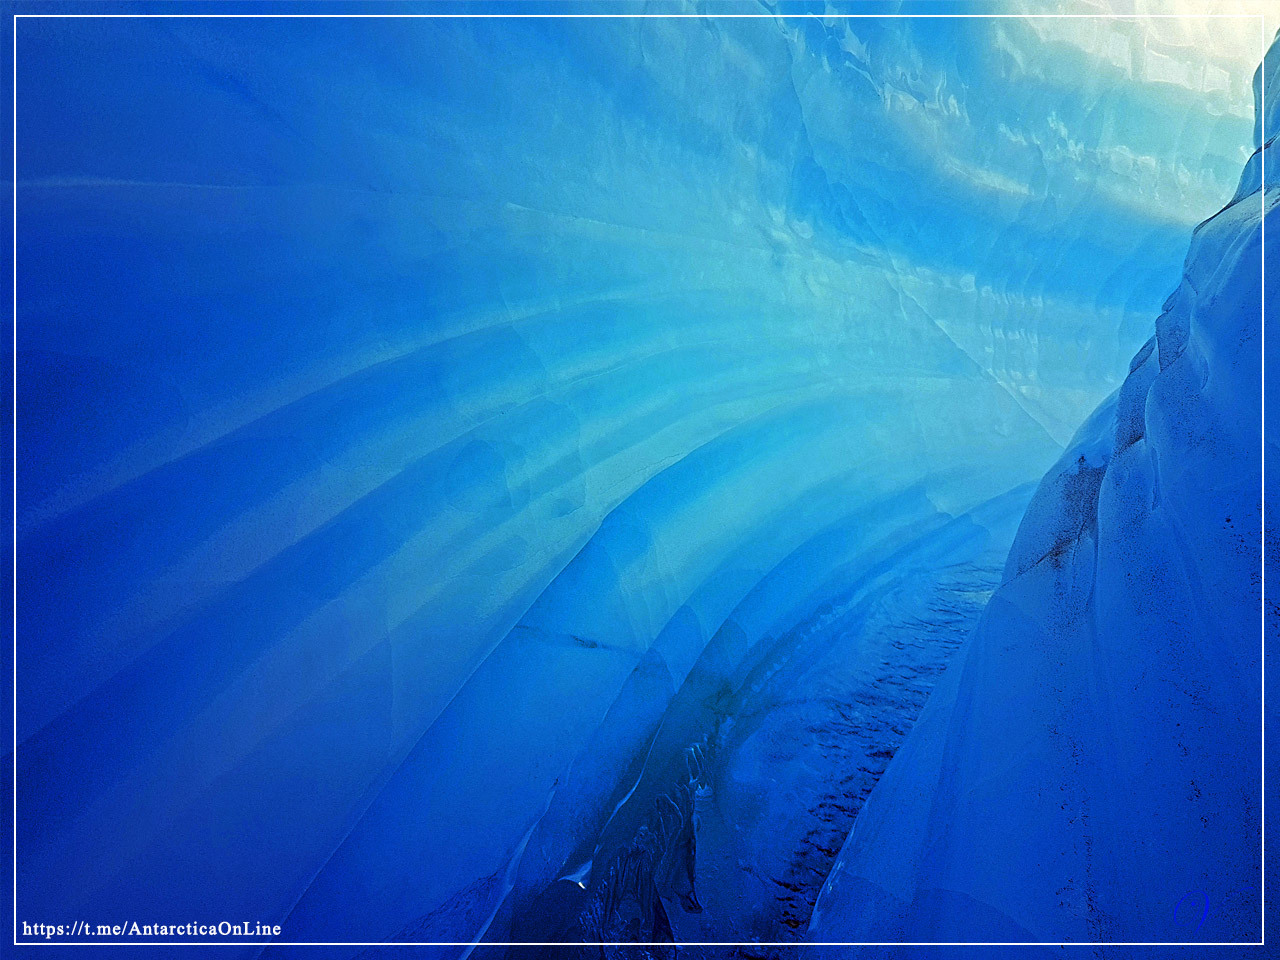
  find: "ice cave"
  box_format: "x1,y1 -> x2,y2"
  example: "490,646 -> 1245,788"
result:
8,3 -> 1272,956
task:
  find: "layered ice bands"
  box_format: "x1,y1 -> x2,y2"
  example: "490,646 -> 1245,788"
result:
11,3 -> 1266,953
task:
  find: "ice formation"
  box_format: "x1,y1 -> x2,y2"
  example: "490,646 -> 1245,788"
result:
9,3 -> 1268,954
809,31 -> 1274,947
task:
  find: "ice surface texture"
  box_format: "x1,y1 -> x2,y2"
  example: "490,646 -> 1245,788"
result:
11,4 -> 1265,952
811,32 -> 1274,947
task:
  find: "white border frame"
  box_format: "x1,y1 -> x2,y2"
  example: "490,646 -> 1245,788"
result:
7,7 -> 1269,957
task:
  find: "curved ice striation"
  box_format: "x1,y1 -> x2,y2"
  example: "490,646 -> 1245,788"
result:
10,3 -> 1266,953
810,31 -> 1275,947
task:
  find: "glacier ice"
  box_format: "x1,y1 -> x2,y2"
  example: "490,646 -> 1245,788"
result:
8,4 -> 1269,954
810,31 -> 1274,948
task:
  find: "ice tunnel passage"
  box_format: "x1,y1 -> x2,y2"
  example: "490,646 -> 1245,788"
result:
12,6 -> 1269,952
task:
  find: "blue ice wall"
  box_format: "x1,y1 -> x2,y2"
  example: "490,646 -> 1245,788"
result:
12,4 -> 1261,950
810,30 -> 1275,948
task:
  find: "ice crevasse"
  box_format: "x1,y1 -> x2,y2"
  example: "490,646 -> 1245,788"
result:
9,6 -> 1270,954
